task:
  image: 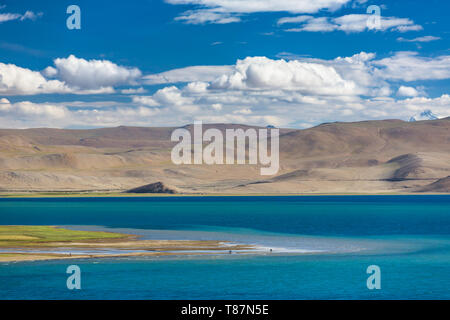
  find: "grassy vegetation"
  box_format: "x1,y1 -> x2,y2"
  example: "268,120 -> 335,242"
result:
0,226 -> 127,247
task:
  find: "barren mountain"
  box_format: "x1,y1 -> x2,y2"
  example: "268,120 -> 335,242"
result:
1,118 -> 449,194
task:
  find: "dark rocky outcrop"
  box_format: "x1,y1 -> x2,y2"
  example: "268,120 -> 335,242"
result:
124,182 -> 177,194
387,154 -> 423,181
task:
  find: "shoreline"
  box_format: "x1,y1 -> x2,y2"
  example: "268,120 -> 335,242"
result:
0,226 -> 257,263
0,246 -> 259,263
1,192 -> 449,198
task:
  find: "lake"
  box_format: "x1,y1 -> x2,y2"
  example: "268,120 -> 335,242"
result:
0,195 -> 449,299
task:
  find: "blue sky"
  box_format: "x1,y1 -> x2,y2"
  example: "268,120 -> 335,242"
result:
0,0 -> 449,128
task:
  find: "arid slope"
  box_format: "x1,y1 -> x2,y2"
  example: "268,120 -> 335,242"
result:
0,118 -> 449,194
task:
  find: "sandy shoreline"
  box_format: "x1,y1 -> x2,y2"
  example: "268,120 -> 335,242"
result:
0,245 -> 257,263
0,231 -> 256,262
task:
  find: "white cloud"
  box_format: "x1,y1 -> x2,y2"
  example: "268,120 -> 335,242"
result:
0,56 -> 143,95
307,52 -> 392,96
0,100 -> 67,128
167,0 -> 350,14
363,95 -> 450,121
3,52 -> 450,129
0,97 -> 171,128
395,25 -> 423,32
175,10 -> 241,24
233,108 -> 252,114
50,55 -> 142,90
42,66 -> 58,77
109,52 -> 450,127
152,86 -> 198,112
132,95 -> 160,107
373,52 -> 450,81
0,13 -> 20,23
277,15 -> 312,25
211,103 -> 222,111
282,14 -> 422,33
121,87 -> 146,94
0,10 -> 42,23
166,0 -> 351,24
132,86 -> 199,113
209,56 -> 360,96
143,65 -> 234,85
127,52 -> 449,128
0,62 -> 71,95
4,93 -> 449,129
20,11 -> 43,21
185,81 -> 209,93
397,86 -> 419,97
397,36 -> 441,43
13,101 -> 66,118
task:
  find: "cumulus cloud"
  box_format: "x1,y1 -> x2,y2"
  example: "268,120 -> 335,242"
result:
113,52 -> 450,128
209,56 -> 360,96
185,82 -> 209,93
0,62 -> 71,95
102,52 -> 449,127
153,86 -> 199,112
304,52 -> 391,96
49,55 -> 142,90
132,86 -> 199,113
166,0 -> 351,24
3,52 -> 450,129
0,55 -> 142,95
397,86 -> 419,97
281,14 -> 422,33
131,95 -> 160,107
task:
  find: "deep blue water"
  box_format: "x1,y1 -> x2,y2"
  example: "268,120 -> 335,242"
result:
0,196 -> 449,299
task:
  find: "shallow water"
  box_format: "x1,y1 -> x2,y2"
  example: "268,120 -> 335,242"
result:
0,196 -> 449,299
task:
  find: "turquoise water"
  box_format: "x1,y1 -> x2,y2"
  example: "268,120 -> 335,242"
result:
0,196 -> 449,299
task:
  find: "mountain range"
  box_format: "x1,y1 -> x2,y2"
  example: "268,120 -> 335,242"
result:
1,117 -> 449,194
409,110 -> 440,122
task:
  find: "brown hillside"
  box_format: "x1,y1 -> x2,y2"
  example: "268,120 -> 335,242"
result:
0,118 -> 449,194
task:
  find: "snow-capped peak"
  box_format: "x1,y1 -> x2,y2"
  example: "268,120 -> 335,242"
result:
409,110 -> 440,122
